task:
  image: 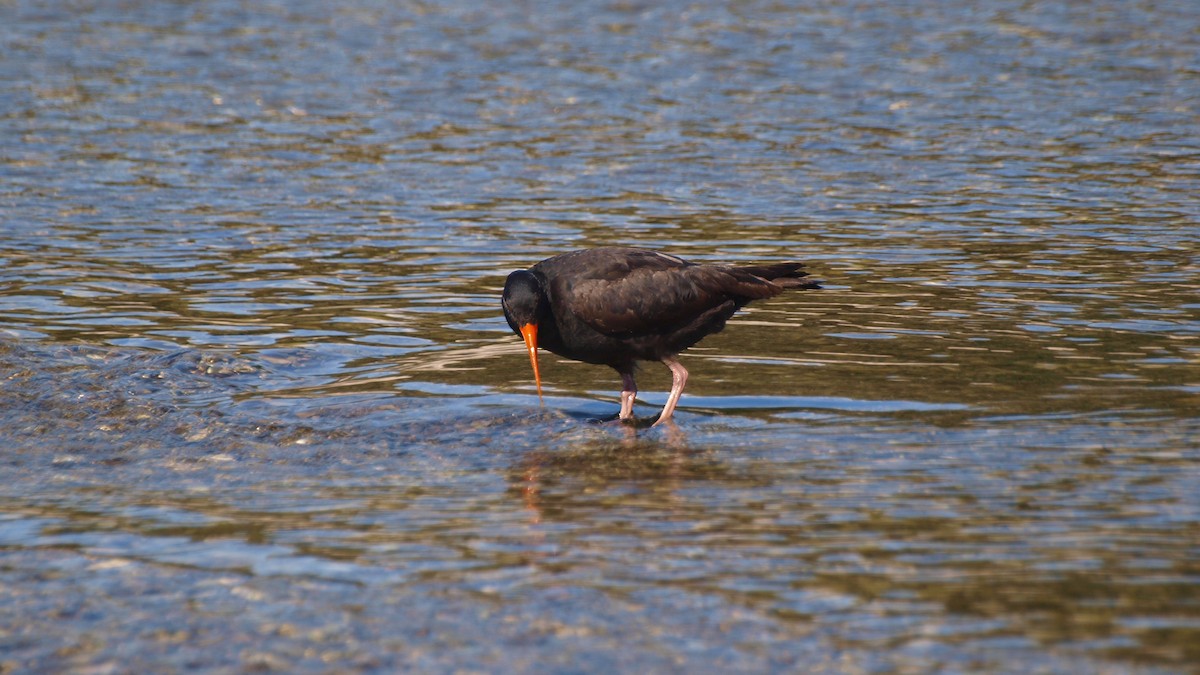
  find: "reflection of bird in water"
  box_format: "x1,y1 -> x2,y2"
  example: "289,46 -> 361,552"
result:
502,246 -> 819,425
512,436 -> 695,525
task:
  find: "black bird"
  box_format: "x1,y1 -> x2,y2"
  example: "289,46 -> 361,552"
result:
501,246 -> 819,425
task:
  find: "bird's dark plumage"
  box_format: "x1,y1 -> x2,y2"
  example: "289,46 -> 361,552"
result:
502,246 -> 819,424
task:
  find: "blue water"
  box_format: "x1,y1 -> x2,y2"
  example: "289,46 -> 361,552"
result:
1,0 -> 1198,671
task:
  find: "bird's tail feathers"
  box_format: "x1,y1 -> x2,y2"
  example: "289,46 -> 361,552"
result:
736,262 -> 821,290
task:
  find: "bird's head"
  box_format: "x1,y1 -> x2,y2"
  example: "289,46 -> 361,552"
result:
501,269 -> 548,402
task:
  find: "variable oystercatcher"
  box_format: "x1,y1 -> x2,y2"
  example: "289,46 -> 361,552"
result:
502,246 -> 819,425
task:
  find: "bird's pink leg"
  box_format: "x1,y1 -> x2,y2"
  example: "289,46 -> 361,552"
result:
653,355 -> 688,426
619,370 -> 637,420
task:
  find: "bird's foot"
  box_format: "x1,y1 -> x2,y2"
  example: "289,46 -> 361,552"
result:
625,415 -> 662,430
590,411 -> 644,425
588,411 -> 658,429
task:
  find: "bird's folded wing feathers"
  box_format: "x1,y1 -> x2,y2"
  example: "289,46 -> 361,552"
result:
552,264 -> 781,336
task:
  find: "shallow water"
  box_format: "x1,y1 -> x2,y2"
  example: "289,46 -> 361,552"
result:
2,0 -> 1199,672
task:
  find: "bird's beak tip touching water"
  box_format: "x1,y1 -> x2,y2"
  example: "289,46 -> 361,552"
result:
519,323 -> 543,404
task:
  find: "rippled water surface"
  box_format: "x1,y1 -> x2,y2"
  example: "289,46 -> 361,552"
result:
2,0 -> 1199,672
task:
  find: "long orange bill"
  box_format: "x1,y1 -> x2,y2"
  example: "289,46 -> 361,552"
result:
519,323 -> 543,403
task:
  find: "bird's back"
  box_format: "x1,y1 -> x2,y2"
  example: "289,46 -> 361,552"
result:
528,247 -> 814,364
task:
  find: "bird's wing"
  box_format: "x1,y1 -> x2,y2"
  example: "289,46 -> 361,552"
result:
545,250 -> 781,336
